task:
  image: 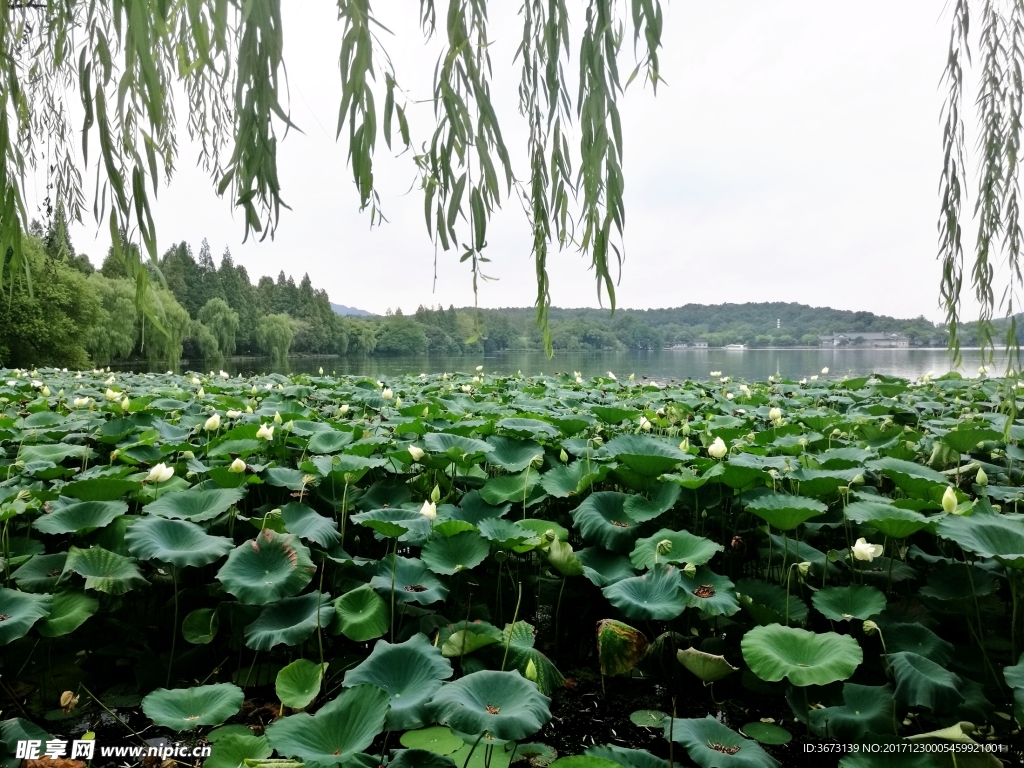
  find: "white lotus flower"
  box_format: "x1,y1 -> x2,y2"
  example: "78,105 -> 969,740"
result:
810,375 -> 819,381
708,436 -> 728,459
852,537 -> 883,562
799,378 -> 807,384
420,500 -> 437,521
147,463 -> 174,483
245,405 -> 253,414
120,396 -> 130,411
977,467 -> 988,486
104,388 -> 119,401
382,388 -> 394,400
408,445 -> 425,462
472,376 -> 481,384
575,376 -> 583,384
338,404 -> 350,415
769,407 -> 782,421
191,377 -> 201,385
264,383 -> 274,390
710,371 -> 721,377
204,413 -> 221,431
273,411 -> 283,425
395,397 -> 402,408
228,458 -> 247,473
319,367 -> 324,375
73,397 -> 91,408
476,365 -> 484,372
461,384 -> 472,393
40,386 -> 51,397
821,367 -> 829,375
942,485 -> 958,514
104,375 -> 115,386
226,410 -> 242,419
257,423 -> 275,440
726,392 -> 734,400
607,372 -> 616,380
639,416 -> 652,431
196,387 -> 205,398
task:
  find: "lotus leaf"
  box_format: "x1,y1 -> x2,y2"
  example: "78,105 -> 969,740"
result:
663,716 -> 780,768
276,659 -> 328,710
331,584 -> 390,641
502,621 -> 565,693
541,461 -> 611,498
741,625 -> 862,687
11,553 -> 68,592
811,585 -> 886,622
344,633 -> 453,729
487,435 -> 544,472
584,746 -> 668,768
622,483 -> 681,522
125,516 -> 233,568
141,683 -> 244,730
422,531 -> 491,575
571,492 -> 642,554
146,484 -> 246,522
480,470 -> 540,505
676,647 -> 738,683
429,670 -> 551,743
390,749 -> 458,768
400,727 -> 464,755
204,733 -> 273,768
678,567 -> 739,618
888,651 -> 964,713
62,545 -> 148,594
808,683 -> 896,740
372,555 -> 449,605
602,564 -> 686,621
37,591 -> 97,638
745,494 -> 827,531
280,502 -> 341,547
0,588 -> 51,644
244,591 -> 334,650
182,607 -> 219,644
33,500 -> 127,534
935,513 -> 1024,568
217,530 -> 315,605
577,548 -> 636,587
844,500 -> 930,539
629,528 -> 723,570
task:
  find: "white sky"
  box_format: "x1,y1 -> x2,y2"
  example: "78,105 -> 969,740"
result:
52,1 -> 963,320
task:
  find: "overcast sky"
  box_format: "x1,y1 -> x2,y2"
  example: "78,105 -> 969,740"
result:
52,1 -> 960,320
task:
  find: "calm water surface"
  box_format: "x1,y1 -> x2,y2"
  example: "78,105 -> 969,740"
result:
130,348 -> 1005,381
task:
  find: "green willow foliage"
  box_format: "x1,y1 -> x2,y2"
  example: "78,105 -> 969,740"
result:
0,0 -> 664,354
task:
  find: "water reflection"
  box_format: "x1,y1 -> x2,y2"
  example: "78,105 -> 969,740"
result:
113,348 -> 1000,381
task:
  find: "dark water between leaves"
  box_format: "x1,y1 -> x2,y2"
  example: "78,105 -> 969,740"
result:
120,348 -> 997,381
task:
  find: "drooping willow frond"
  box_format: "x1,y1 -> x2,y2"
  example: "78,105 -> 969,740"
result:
0,0 -> 665,350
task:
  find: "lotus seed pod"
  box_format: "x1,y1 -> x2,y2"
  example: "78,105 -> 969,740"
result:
852,474 -> 865,485
682,562 -> 697,578
827,549 -> 840,563
541,529 -> 557,544
494,550 -> 507,562
656,539 -> 673,556
797,561 -> 811,576
977,467 -> 989,486
863,620 -> 879,636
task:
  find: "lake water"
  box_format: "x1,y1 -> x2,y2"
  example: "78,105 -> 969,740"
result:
134,347 -> 1007,381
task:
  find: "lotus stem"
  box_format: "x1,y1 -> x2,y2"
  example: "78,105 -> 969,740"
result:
554,576 -> 566,657
167,566 -> 179,687
501,582 -> 523,672
462,733 -> 485,768
79,683 -> 148,746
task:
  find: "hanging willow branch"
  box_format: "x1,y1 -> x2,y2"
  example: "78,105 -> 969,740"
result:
0,0 -> 663,347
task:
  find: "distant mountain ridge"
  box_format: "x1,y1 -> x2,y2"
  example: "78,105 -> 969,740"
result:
330,302 -> 374,316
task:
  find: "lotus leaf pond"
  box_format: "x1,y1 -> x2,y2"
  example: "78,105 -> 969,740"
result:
0,367 -> 1022,766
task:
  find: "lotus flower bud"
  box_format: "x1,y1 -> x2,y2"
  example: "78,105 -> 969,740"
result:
420,500 -> 437,521
204,413 -> 221,431
104,388 -> 118,401
245,405 -> 253,414
146,463 -> 174,484
226,410 -> 242,419
769,407 -> 782,421
431,485 -> 441,503
863,620 -> 879,636
680,438 -> 690,452
977,467 -> 988,486
408,445 -> 425,462
257,423 -> 275,440
273,411 -> 283,425
541,529 -> 557,545
382,388 -> 394,400
421,406 -> 429,417
182,451 -> 195,460
251,385 -> 259,395
394,396 -> 402,408
525,659 -> 538,682
797,561 -> 812,577
942,485 -> 958,514
319,367 -> 324,375
559,449 -> 568,463
708,436 -> 728,459
821,367 -> 829,375
681,423 -> 690,435
120,396 -> 130,411
682,562 -> 697,578
656,539 -> 673,557
228,458 -> 246,473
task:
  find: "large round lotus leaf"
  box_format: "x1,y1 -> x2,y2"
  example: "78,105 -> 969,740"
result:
344,633 -> 453,730
33,500 -> 127,534
745,494 -> 827,531
217,530 -> 315,605
585,745 -> 668,768
936,513 -> 1024,567
266,684 -> 390,765
372,555 -> 449,605
741,625 -> 862,687
676,647 -> 738,683
399,726 -> 464,755
571,492 -> 642,554
182,607 -> 219,644
540,461 -> 610,499
735,578 -> 808,627
430,670 -> 550,744
495,418 -> 560,439
477,519 -> 537,549
280,502 -> 341,547
629,528 -> 723,570
0,588 -> 52,644
441,626 -> 502,658
422,531 -> 491,575
501,621 -> 565,694
11,553 -> 68,592
331,584 -> 390,641
622,483 -> 682,523
487,435 -> 544,472
888,652 -> 964,713
679,567 -> 739,618
125,516 -> 233,568
577,548 -> 636,588
602,564 -> 686,621
629,710 -> 668,727
603,435 -> 687,476
63,545 -> 148,594
203,732 -> 272,768
390,749 -> 458,768
515,744 -> 559,768
37,591 -> 97,638
811,585 -> 886,622
146,485 -> 246,522
663,716 -> 780,768
844,501 -> 930,539
597,619 -> 648,676
518,519 -> 570,542
740,722 -> 791,745
480,470 -> 540,506
422,433 -> 494,463
808,683 -> 896,740
244,591 -> 334,650
141,683 -> 244,730
276,659 -> 328,710
351,508 -> 426,538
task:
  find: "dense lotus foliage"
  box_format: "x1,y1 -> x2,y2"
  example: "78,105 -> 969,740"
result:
1,366 -> 1023,767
